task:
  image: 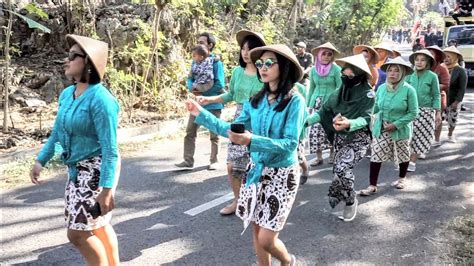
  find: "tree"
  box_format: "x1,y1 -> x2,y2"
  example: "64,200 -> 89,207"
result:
1,4 -> 51,133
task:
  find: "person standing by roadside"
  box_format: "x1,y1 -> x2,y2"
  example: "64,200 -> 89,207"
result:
353,45 -> 380,88
175,32 -> 225,170
360,57 -> 419,195
406,50 -> 441,172
30,35 -> 121,265
442,46 -> 467,143
197,30 -> 266,215
295,41 -> 314,87
307,42 -> 341,166
306,54 -> 375,222
427,45 -> 451,147
187,44 -> 305,265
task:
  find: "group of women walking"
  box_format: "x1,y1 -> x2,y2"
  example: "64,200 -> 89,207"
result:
29,29 -> 467,265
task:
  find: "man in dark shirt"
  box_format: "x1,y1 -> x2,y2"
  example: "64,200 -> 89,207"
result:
295,41 -> 313,86
424,24 -> 437,47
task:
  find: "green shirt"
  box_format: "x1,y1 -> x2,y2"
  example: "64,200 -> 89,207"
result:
294,82 -> 309,140
406,70 -> 441,110
220,66 -> 263,104
372,82 -> 419,141
307,64 -> 342,108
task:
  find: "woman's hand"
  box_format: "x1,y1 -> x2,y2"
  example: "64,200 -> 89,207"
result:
333,116 -> 350,131
197,96 -> 212,106
384,123 -> 397,132
30,160 -> 43,184
227,130 -> 252,146
96,188 -> 114,215
435,111 -> 442,128
186,99 -> 203,117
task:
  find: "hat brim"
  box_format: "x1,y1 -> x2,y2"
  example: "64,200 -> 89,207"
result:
353,45 -> 379,65
250,45 -> 304,82
236,30 -> 266,48
426,46 -> 446,61
336,55 -> 373,78
381,62 -> 414,75
409,50 -> 435,67
311,47 -> 340,59
66,34 -> 109,80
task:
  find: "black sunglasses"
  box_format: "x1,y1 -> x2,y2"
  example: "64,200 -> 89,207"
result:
68,52 -> 86,61
255,58 -> 278,70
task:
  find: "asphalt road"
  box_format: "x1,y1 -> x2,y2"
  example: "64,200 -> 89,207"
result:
1,45 -> 473,265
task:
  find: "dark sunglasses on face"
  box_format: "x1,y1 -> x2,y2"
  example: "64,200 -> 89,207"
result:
255,58 -> 278,70
68,52 -> 86,61
322,51 -> 333,57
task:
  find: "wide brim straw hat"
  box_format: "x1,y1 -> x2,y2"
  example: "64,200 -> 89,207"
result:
374,43 -> 394,56
236,30 -> 266,47
409,49 -> 435,67
392,50 -> 402,57
336,54 -> 372,78
381,56 -> 414,75
426,45 -> 446,61
443,45 -> 463,60
311,42 -> 341,58
66,34 -> 109,80
353,45 -> 379,65
250,44 -> 303,82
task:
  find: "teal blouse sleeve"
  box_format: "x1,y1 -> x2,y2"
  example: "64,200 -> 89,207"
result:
91,94 -> 120,188
249,96 -> 304,153
195,101 -> 252,137
334,65 -> 342,91
392,85 -> 419,130
307,68 -> 316,108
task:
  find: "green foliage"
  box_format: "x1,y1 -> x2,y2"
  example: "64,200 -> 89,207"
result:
422,11 -> 444,31
24,3 -> 49,19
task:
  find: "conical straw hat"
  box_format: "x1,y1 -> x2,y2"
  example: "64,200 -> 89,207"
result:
336,54 -> 372,78
236,30 -> 266,47
443,45 -> 463,60
353,45 -> 379,65
426,45 -> 446,61
381,56 -> 414,75
311,42 -> 340,58
66,34 -> 109,80
250,44 -> 303,82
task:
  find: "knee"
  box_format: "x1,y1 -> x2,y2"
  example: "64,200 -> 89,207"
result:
67,230 -> 89,247
257,235 -> 275,252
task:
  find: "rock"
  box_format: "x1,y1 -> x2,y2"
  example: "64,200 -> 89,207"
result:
24,98 -> 47,108
9,90 -> 27,106
40,77 -> 64,103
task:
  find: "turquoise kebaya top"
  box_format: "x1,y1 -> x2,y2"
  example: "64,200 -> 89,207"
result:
406,69 -> 441,110
307,64 -> 342,108
220,66 -> 263,104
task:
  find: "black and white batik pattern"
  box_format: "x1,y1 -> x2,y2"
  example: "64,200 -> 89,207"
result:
444,104 -> 461,128
297,140 -> 305,164
65,157 -> 111,231
411,107 -> 435,155
371,128 -> 410,164
309,97 -> 331,153
236,164 -> 300,232
328,129 -> 370,208
227,104 -> 251,179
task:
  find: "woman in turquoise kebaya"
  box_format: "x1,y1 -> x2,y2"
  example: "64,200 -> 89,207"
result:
187,44 -> 304,265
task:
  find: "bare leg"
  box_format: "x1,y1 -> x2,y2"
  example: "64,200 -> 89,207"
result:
410,153 -> 418,163
92,225 -> 120,266
434,122 -> 442,142
220,164 -> 238,213
258,227 -> 291,265
253,223 -> 271,266
316,150 -> 323,161
300,156 -> 309,176
67,229 -> 108,266
448,126 -> 455,136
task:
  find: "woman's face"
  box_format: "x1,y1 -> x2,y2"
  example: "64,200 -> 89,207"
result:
444,52 -> 458,65
414,54 -> 428,70
342,67 -> 355,77
256,51 -> 280,85
362,51 -> 371,63
241,42 -> 252,64
387,65 -> 401,83
320,49 -> 334,65
65,44 -> 86,78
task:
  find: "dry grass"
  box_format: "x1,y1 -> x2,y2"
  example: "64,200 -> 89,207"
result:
444,215 -> 474,264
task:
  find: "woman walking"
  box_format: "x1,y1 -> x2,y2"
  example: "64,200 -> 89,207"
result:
406,50 -> 441,172
353,45 -> 380,88
360,57 -> 418,195
426,45 -> 451,147
307,42 -> 341,166
306,54 -> 375,221
30,35 -> 120,265
442,46 -> 468,143
188,44 -> 305,265
198,30 -> 265,215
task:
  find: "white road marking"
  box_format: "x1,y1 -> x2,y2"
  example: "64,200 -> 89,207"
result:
184,192 -> 234,216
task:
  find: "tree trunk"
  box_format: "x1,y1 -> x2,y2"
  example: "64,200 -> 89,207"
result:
3,0 -> 13,133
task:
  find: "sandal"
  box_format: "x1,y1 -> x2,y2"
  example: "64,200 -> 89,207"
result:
359,185 -> 378,196
300,174 -> 309,185
328,157 -> 334,164
219,202 -> 237,216
391,178 -> 406,189
310,159 -> 323,166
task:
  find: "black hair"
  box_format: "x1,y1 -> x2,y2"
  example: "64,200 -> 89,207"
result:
77,47 -> 101,84
251,52 -> 298,112
239,35 -> 265,68
198,32 -> 216,51
192,44 -> 209,58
